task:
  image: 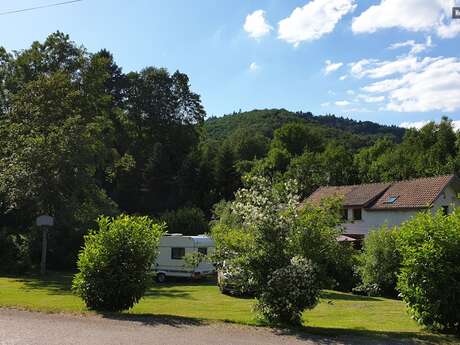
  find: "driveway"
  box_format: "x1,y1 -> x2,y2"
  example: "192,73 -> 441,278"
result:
0,308 -> 420,345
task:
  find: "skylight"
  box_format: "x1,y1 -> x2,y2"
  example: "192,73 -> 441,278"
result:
386,196 -> 398,204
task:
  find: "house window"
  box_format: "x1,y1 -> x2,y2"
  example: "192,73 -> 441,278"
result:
442,205 -> 449,216
342,209 -> 348,221
353,208 -> 362,221
385,195 -> 398,204
171,247 -> 185,260
198,247 -> 207,255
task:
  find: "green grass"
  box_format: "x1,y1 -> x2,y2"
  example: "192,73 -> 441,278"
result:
0,272 -> 458,344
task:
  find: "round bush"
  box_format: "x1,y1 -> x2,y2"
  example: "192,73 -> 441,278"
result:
72,215 -> 165,311
255,257 -> 320,325
397,210 -> 460,332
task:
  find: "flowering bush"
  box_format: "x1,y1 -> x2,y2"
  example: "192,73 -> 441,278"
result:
211,175 -> 342,325
255,257 -> 320,325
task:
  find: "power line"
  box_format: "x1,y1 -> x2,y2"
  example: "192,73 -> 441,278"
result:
0,0 -> 83,16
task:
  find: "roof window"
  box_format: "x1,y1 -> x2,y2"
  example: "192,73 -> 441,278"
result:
385,195 -> 398,204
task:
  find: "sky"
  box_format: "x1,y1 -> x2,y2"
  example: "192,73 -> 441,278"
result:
1,0 -> 460,128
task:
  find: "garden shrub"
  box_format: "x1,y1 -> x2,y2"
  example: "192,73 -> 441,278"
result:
397,210 -> 460,332
255,257 -> 320,325
358,225 -> 401,296
0,227 -> 31,274
160,207 -> 208,235
211,176 -> 339,325
72,215 -> 165,312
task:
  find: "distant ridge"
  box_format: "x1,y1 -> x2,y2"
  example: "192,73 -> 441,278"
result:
204,109 -> 405,147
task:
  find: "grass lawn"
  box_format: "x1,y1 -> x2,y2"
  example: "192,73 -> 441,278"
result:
0,272 -> 458,344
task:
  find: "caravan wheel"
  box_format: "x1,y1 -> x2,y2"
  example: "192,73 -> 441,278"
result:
156,273 -> 166,283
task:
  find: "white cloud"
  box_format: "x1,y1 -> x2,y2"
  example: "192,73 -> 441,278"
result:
357,94 -> 385,103
335,100 -> 351,106
339,75 -> 347,80
361,78 -> 405,93
324,60 -> 343,74
399,120 -> 431,129
400,120 -> 460,131
321,102 -> 331,107
388,36 -> 433,55
352,0 -> 460,39
346,89 -> 355,95
278,0 -> 356,47
249,62 -> 260,71
357,56 -> 460,112
244,10 -> 273,39
349,56 -> 438,79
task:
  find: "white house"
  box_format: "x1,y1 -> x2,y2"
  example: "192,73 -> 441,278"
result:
306,175 -> 460,238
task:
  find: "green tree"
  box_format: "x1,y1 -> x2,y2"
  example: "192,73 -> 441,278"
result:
397,210 -> 460,332
358,225 -> 401,296
272,122 -> 323,156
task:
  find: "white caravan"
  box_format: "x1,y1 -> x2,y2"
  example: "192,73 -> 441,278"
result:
153,234 -> 215,282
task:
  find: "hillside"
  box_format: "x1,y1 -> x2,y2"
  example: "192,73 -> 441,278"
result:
204,109 -> 405,148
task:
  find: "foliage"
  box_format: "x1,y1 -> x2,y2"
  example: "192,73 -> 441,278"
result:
255,257 -> 321,325
211,176 -> 341,324
397,210 -> 460,332
72,215 -> 165,311
160,207 -> 209,235
357,225 -> 401,296
0,227 -> 31,274
183,252 -> 206,269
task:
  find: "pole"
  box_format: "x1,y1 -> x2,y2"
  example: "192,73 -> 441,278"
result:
40,227 -> 48,275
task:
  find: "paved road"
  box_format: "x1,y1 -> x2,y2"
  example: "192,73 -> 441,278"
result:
0,308 -> 410,345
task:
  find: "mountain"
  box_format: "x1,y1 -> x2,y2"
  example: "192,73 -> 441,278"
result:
204,109 -> 405,149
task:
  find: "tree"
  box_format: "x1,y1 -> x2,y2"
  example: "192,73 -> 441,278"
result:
271,122 -> 323,156
160,207 -> 209,235
397,210 -> 460,332
358,225 -> 401,296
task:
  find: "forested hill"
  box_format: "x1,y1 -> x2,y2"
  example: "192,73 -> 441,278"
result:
204,109 -> 405,144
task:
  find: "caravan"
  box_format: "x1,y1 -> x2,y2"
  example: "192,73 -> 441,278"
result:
153,234 -> 215,282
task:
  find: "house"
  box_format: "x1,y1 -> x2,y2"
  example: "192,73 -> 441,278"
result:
306,175 -> 460,238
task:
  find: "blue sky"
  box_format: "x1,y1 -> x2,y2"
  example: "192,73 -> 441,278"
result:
1,0 -> 460,127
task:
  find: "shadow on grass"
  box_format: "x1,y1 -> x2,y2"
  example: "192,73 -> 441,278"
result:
100,312 -> 206,328
15,271 -> 74,295
144,289 -> 193,299
320,291 -> 383,302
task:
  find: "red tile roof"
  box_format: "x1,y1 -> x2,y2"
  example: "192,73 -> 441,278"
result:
306,182 -> 391,207
306,175 -> 458,210
369,175 -> 456,210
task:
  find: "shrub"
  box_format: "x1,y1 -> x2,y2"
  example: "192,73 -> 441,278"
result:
255,257 -> 320,325
0,227 -> 31,274
211,176 -> 339,325
72,215 -> 165,312
160,207 -> 208,235
358,225 -> 401,296
397,210 -> 460,332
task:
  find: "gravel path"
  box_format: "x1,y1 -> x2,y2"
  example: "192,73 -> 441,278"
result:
0,308 -> 413,345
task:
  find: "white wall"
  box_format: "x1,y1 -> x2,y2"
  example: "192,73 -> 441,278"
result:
342,184 -> 460,235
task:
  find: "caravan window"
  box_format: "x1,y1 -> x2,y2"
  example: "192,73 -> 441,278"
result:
171,247 -> 185,260
198,247 -> 207,255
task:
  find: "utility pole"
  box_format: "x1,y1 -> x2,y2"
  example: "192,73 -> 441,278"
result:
36,215 -> 54,276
